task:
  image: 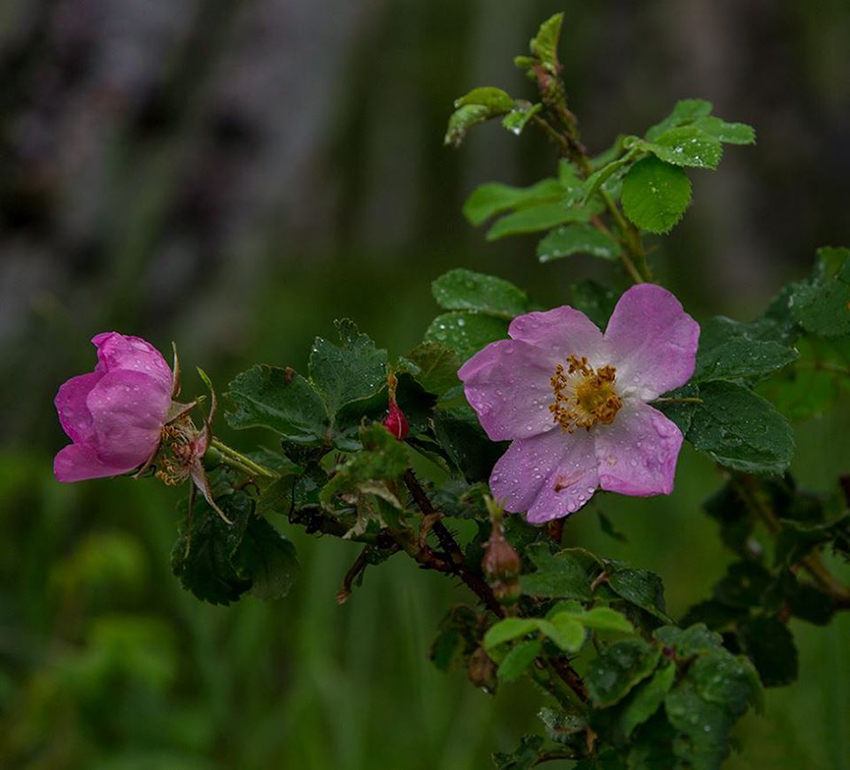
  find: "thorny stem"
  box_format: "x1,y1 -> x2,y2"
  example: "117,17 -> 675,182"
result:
733,473 -> 850,609
210,438 -> 277,479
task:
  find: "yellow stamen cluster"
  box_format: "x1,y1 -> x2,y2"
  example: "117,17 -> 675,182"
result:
155,417 -> 200,486
550,354 -> 622,433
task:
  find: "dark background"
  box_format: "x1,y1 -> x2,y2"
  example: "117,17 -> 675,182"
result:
1,1 -> 848,767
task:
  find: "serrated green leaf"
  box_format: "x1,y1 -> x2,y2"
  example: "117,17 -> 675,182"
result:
552,606 -> 634,633
644,126 -> 722,169
691,650 -> 761,717
484,618 -> 539,650
502,103 -> 542,135
687,380 -> 794,475
665,681 -> 735,770
226,365 -> 330,445
621,156 -> 692,234
541,615 -> 586,652
232,515 -> 299,600
713,561 -> 772,609
586,638 -> 661,707
399,342 -> 461,396
498,638 -> 542,681
309,320 -> 388,417
736,616 -> 798,687
520,544 -> 593,600
578,149 -> 639,204
653,383 -> 700,434
486,202 -> 593,241
791,246 -> 850,337
431,406 -> 506,483
693,116 -> 756,145
528,13 -> 563,72
454,86 -> 515,112
537,223 -> 621,262
620,662 -> 676,739
463,179 -> 567,226
607,567 -> 670,621
695,316 -> 798,383
424,311 -> 508,362
645,99 -> 714,141
653,624 -> 724,658
432,268 -> 529,319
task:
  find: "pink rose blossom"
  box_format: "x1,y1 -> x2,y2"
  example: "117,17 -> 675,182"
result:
458,284 -> 700,522
54,333 -> 174,482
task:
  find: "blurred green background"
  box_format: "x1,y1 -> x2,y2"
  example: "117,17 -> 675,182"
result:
1,1 -> 849,767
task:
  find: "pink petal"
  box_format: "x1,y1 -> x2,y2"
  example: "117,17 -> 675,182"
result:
54,372 -> 103,445
602,284 -> 699,401
93,332 -> 173,393
489,429 -> 599,524
458,339 -> 559,441
508,306 -> 604,365
53,444 -> 137,482
87,369 -> 171,468
593,402 -> 683,496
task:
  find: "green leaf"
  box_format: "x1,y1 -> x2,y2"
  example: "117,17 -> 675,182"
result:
645,99 -> 714,142
646,126 -> 722,169
578,149 -> 639,204
171,493 -> 253,606
665,681 -> 735,770
702,481 -> 754,557
542,615 -> 586,652
620,662 -> 676,739
537,223 -> 622,262
319,424 -> 410,508
695,316 -> 798,383
736,616 -> 798,687
520,544 -> 593,600
791,246 -> 850,337
309,320 -> 388,417
232,515 -> 299,600
502,103 -> 542,135
226,365 -> 329,445
586,638 -> 661,707
653,383 -> 700,434
552,606 -> 634,633
399,342 -> 461,397
713,561 -> 772,609
528,13 -> 563,73
774,514 -> 850,566
444,104 -> 493,148
687,380 -> 794,475
486,202 -> 593,241
691,651 -> 761,717
538,707 -> 587,746
653,624 -> 724,658
424,311 -> 508,361
607,566 -> 670,621
454,86 -> 515,113
432,268 -> 529,319
693,116 -> 756,145
462,179 -> 567,226
484,618 -> 538,650
621,156 -> 692,234
432,406 -> 506,482
498,639 -> 542,681
569,280 -> 621,329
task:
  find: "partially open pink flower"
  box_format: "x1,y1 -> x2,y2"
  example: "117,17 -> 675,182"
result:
458,284 -> 700,523
54,333 -> 174,482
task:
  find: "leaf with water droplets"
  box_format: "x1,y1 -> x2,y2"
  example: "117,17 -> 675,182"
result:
790,246 -> 850,338
502,103 -> 542,136
425,311 -> 509,361
520,544 -> 593,600
643,126 -> 723,170
687,380 -> 794,475
694,116 -> 756,145
621,157 -> 692,234
664,681 -> 736,770
432,268 -> 530,319
645,99 -> 714,142
586,638 -> 661,707
537,223 -> 622,262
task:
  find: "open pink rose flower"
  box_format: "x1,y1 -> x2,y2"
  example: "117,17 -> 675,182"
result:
458,284 -> 700,523
54,333 -> 175,482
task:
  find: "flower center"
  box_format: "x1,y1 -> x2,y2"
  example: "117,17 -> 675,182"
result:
549,354 -> 623,433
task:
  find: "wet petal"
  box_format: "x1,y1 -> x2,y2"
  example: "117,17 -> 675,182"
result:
459,339 -> 558,441
54,372 -> 102,445
593,402 -> 683,496
87,369 -> 171,467
508,306 -> 604,366
602,284 -> 699,401
93,332 -> 173,392
489,428 -> 598,524
53,444 -> 137,482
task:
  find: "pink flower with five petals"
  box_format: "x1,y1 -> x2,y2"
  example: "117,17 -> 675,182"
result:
54,333 -> 175,482
458,284 -> 700,522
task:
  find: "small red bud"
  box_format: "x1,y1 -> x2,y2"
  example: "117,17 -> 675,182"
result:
383,373 -> 410,440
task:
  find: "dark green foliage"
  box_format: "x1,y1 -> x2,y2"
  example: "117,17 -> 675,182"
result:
520,544 -> 593,600
791,247 -> 850,337
586,639 -> 661,707
737,616 -> 799,687
432,268 -> 530,319
492,735 -> 545,770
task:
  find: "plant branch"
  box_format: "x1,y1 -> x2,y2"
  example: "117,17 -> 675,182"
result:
210,438 -> 277,478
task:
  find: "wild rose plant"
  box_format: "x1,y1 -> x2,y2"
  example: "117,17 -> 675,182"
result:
52,14 -> 850,770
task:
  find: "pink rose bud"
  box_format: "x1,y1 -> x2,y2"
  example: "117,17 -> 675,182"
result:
383,400 -> 410,441
54,333 -> 174,482
482,521 -> 522,605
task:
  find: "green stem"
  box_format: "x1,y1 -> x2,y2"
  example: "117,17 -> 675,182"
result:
652,397 -> 703,405
210,438 -> 277,478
